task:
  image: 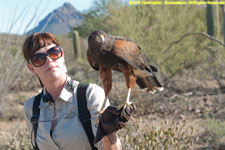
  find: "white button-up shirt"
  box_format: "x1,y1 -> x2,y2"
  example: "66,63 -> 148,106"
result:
24,76 -> 110,150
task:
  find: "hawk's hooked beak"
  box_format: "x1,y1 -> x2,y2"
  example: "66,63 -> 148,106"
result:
100,34 -> 105,43
95,35 -> 105,43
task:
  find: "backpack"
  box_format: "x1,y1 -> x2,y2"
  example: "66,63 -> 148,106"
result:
30,83 -> 97,150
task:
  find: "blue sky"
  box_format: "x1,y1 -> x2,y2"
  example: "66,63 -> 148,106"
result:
0,0 -> 96,34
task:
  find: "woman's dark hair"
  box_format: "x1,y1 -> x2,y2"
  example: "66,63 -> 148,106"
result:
22,32 -> 59,63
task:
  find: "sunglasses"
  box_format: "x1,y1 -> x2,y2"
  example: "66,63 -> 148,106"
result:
29,46 -> 63,67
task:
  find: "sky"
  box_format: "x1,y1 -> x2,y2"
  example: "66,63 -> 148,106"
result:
0,0 -> 96,34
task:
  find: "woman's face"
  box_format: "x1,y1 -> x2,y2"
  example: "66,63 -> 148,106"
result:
27,43 -> 67,83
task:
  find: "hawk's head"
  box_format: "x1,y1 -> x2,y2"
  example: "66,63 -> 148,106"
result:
88,30 -> 106,45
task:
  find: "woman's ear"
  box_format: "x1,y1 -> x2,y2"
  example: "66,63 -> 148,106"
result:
27,64 -> 37,74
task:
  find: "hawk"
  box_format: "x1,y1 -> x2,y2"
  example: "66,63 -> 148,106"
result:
87,30 -> 163,112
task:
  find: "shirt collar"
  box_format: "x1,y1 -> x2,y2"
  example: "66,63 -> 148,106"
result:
60,76 -> 77,102
40,76 -> 78,108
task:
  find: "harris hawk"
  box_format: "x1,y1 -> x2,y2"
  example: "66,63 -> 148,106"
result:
87,30 -> 163,113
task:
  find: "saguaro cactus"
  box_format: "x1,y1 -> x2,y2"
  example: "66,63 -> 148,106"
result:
73,30 -> 81,61
206,0 -> 214,36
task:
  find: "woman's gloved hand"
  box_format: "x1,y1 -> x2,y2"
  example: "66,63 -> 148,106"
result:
94,103 -> 136,144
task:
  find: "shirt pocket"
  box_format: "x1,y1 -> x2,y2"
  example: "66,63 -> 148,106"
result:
60,103 -> 78,119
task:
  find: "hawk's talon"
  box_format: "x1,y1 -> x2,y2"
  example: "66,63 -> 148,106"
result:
121,101 -> 134,114
99,109 -> 105,114
126,101 -> 133,106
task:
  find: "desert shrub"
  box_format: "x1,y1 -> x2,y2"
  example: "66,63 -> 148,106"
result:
0,34 -> 24,109
0,124 -> 32,150
205,117 -> 225,142
119,118 -> 198,150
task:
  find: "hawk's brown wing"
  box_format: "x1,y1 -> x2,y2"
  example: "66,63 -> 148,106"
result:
112,38 -> 163,92
112,39 -> 153,76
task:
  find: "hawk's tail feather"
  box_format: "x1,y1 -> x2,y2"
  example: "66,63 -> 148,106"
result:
136,76 -> 163,93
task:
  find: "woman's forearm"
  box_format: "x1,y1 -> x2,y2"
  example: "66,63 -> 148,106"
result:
101,133 -> 122,150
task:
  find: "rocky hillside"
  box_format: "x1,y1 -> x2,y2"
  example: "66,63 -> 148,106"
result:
27,2 -> 84,35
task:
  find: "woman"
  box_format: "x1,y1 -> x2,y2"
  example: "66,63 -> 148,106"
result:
22,32 -> 135,150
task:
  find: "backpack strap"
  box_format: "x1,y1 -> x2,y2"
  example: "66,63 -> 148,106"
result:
31,92 -> 42,150
77,83 -> 98,150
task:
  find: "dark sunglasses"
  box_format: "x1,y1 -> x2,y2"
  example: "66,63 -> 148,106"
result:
29,46 -> 63,67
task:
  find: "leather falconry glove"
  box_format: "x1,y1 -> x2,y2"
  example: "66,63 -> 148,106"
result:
94,103 -> 136,144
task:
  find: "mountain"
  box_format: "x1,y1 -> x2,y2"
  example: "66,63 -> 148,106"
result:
27,2 -> 84,35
